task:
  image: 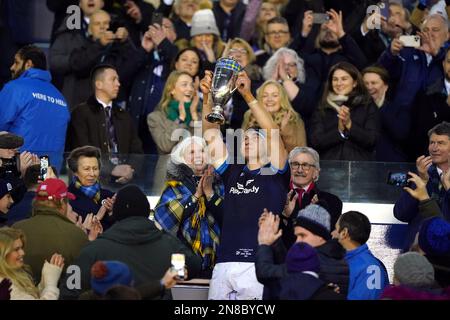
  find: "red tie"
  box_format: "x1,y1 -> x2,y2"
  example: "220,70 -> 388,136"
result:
295,188 -> 305,208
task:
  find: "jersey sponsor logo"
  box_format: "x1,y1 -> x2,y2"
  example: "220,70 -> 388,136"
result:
229,179 -> 259,195
235,248 -> 253,258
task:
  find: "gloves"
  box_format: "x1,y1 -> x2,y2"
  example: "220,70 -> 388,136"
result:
41,261 -> 63,288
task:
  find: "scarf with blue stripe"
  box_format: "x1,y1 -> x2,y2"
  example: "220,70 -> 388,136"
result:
73,176 -> 101,204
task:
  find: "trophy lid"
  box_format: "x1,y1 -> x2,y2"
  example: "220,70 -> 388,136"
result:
216,57 -> 242,73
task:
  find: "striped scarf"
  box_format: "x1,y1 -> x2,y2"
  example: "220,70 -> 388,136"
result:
73,177 -> 101,204
155,180 -> 221,270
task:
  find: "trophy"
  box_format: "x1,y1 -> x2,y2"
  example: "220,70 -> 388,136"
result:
206,57 -> 242,124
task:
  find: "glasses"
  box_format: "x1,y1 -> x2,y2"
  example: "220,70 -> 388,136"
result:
266,30 -> 289,36
290,162 -> 316,171
229,48 -> 248,55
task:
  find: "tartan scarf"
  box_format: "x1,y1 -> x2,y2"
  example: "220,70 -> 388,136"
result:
155,180 -> 221,270
73,176 -> 101,204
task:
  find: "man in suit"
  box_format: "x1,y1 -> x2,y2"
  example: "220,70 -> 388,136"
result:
280,146 -> 343,249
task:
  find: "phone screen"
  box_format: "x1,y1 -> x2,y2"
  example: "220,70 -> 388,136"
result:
387,172 -> 408,187
171,253 -> 185,280
40,156 -> 49,180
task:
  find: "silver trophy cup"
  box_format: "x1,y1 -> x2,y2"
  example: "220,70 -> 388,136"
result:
206,57 -> 242,124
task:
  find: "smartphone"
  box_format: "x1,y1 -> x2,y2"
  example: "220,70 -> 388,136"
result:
312,13 -> 330,24
387,172 -> 409,188
171,253 -> 185,280
39,155 -> 49,180
151,12 -> 163,26
399,35 -> 421,48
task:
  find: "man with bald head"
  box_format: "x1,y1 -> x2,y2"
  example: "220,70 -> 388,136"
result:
379,14 -> 449,114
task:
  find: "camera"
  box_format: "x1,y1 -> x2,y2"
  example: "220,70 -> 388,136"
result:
0,153 -> 21,177
312,13 -> 330,24
386,172 -> 409,188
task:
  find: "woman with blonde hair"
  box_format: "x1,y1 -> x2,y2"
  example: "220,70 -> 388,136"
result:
147,70 -> 201,155
0,227 -> 64,300
242,80 -> 307,152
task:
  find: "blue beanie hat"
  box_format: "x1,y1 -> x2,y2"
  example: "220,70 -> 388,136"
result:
90,261 -> 133,296
418,217 -> 450,256
285,242 -> 320,273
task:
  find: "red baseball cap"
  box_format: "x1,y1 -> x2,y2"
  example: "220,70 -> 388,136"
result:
35,178 -> 76,201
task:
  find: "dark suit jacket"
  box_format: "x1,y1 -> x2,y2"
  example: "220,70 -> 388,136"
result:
280,186 -> 343,249
68,95 -> 143,154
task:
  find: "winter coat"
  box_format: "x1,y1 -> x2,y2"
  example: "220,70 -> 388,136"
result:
346,243 -> 389,300
309,94 -> 379,161
256,239 -> 349,299
59,216 -> 202,300
68,95 -> 143,154
279,272 -> 345,300
12,206 -> 89,283
0,68 -> 70,170
394,165 -> 449,250
381,284 -> 450,300
154,160 -> 223,272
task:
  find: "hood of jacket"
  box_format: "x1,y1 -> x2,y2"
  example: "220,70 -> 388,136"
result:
99,216 -> 162,245
18,68 -> 52,83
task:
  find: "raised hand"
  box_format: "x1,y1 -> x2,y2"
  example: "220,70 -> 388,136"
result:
115,27 -> 129,42
326,9 -> 345,38
302,10 -> 314,37
404,171 -> 430,201
148,23 -> 166,46
337,105 -> 351,131
416,155 -> 432,181
141,29 -> 155,52
391,37 -> 404,56
200,71 -> 213,96
283,190 -> 298,218
125,0 -> 142,23
257,210 -> 282,246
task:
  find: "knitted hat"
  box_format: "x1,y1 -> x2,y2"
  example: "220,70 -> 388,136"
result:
91,261 -> 133,296
285,242 -> 320,273
394,252 -> 435,288
190,9 -> 220,37
0,179 -> 13,199
418,217 -> 450,257
295,204 -> 331,240
112,185 -> 150,221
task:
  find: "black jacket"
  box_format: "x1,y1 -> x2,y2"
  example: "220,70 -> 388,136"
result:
212,1 -> 246,42
255,239 -> 349,299
279,273 -> 345,300
68,95 -> 143,154
309,94 -> 379,161
60,216 -> 202,299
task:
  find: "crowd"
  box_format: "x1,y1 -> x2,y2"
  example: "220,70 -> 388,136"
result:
1,0 -> 450,300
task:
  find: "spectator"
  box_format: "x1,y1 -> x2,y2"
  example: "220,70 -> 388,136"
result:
256,16 -> 291,67
147,71 -> 200,155
12,179 -> 89,282
59,184 -> 202,299
394,121 -> 450,250
222,37 -> 263,129
5,164 -> 41,226
0,45 -> 70,171
241,80 -> 306,152
293,10 -> 368,99
333,210 -> 389,300
279,147 -> 343,249
410,47 -> 450,160
417,217 -> 450,288
239,0 -> 280,50
255,205 -> 349,299
50,8 -> 141,110
0,228 -> 64,300
0,179 -> 14,227
263,47 -> 321,128
171,0 -> 201,41
128,17 -> 178,154
381,252 -> 450,300
362,66 -> 411,162
378,14 -> 449,114
309,62 -> 379,161
201,70 -> 290,300
172,47 -> 203,79
154,136 -> 223,277
279,242 -> 344,300
354,2 -> 415,65
213,0 -> 247,42
178,9 -> 225,70
66,146 -> 116,230
46,0 -> 79,44
68,64 -> 142,183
